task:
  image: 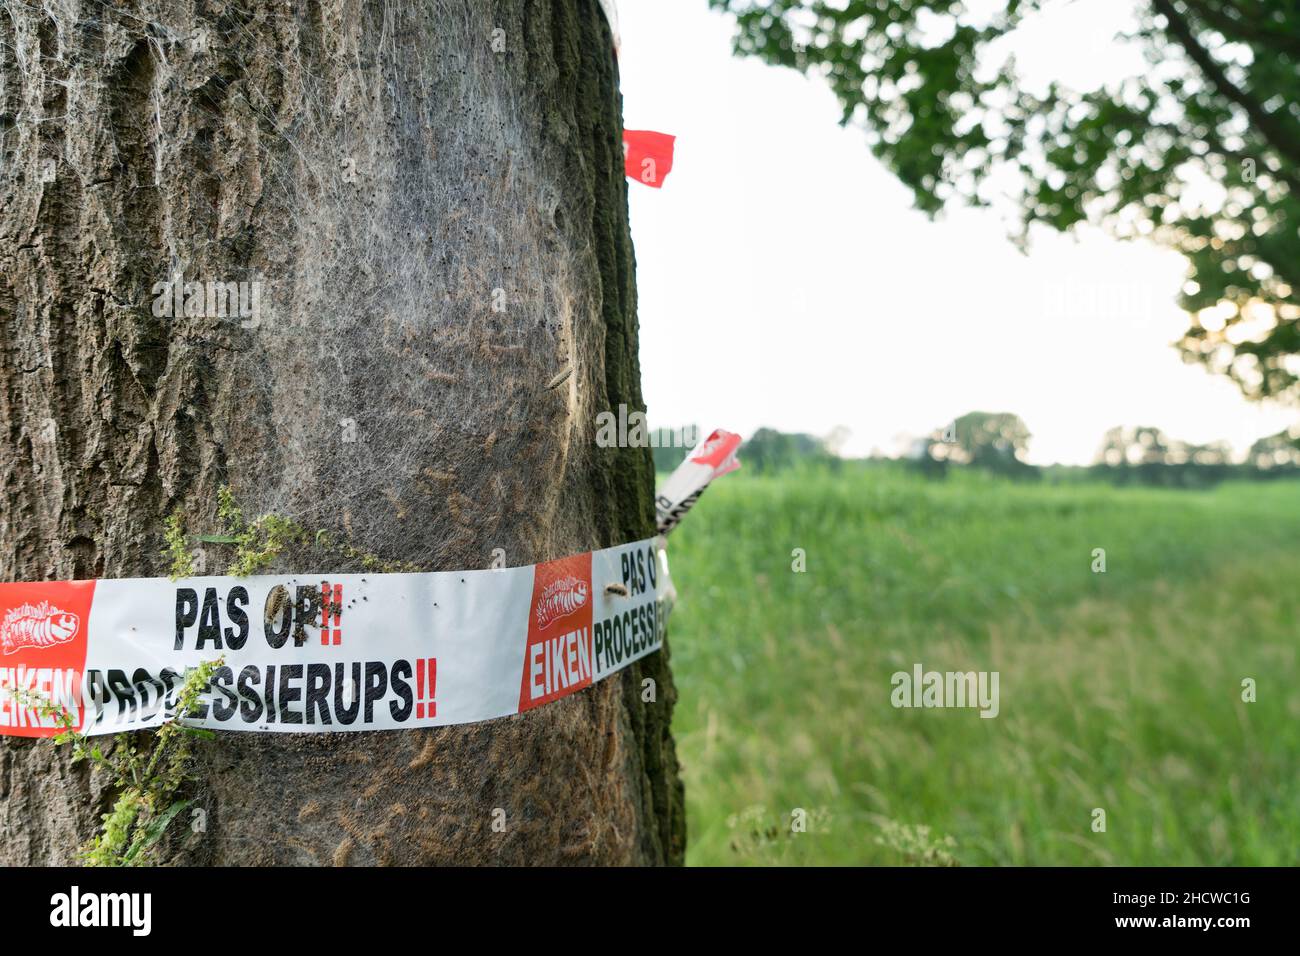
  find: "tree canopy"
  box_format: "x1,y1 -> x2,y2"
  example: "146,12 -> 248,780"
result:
711,0 -> 1300,404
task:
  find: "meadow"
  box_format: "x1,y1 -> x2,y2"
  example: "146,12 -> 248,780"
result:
663,463 -> 1300,865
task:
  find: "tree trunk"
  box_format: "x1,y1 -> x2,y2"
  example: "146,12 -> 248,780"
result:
0,0 -> 684,865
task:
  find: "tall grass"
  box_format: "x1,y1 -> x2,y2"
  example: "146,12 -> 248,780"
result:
664,463 -> 1300,865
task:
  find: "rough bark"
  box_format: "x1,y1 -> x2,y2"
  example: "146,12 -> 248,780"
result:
0,0 -> 684,865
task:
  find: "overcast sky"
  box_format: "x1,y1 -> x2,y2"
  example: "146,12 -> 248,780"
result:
616,0 -> 1296,465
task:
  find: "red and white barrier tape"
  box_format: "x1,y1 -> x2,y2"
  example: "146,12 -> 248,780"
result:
623,129 -> 675,188
0,430 -> 739,737
655,428 -> 741,535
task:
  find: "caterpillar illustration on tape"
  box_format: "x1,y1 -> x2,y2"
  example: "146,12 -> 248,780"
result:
534,576 -> 588,629
1,601 -> 80,656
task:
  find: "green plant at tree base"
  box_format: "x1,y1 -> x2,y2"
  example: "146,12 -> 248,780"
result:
165,486 -> 421,583
9,657 -> 223,866
214,485 -> 311,577
205,485 -> 417,576
162,510 -> 195,579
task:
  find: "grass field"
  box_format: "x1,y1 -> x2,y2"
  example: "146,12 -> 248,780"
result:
663,463 -> 1300,866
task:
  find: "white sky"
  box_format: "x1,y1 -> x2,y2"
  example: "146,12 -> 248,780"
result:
617,0 -> 1297,465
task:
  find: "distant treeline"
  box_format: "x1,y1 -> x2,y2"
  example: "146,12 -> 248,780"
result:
1057,423 -> 1300,487
651,415 -> 1300,489
1063,460 -> 1300,487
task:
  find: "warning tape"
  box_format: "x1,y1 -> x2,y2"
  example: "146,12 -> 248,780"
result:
656,429 -> 740,534
624,130 -> 676,188
0,429 -> 739,737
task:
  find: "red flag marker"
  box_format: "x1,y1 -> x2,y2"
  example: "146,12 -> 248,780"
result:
623,129 -> 675,188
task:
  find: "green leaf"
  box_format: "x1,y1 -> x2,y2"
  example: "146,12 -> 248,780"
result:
123,799 -> 193,865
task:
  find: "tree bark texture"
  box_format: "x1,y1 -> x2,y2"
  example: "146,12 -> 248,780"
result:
0,0 -> 684,865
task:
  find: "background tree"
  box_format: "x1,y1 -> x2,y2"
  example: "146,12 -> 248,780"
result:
711,0 -> 1300,404
1091,424 -> 1238,485
1095,425 -> 1172,466
1249,425 -> 1300,469
922,411 -> 1037,478
740,426 -> 835,472
0,0 -> 683,865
